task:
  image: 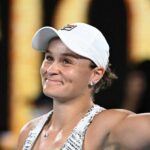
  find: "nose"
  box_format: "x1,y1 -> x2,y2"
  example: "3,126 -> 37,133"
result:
47,62 -> 60,75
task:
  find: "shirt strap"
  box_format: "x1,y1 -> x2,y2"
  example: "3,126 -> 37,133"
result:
22,111 -> 52,150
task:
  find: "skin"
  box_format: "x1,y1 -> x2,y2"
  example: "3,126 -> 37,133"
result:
17,38 -> 150,150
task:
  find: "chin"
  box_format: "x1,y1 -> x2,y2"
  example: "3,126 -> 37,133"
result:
43,88 -> 62,98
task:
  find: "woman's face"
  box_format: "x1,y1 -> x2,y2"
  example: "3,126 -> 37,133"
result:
40,38 -> 94,101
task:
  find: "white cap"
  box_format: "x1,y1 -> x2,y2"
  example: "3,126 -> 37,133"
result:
32,22 -> 109,69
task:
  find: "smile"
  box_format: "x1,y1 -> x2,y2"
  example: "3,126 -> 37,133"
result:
45,79 -> 63,85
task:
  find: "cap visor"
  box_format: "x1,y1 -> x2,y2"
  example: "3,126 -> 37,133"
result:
32,27 -> 59,51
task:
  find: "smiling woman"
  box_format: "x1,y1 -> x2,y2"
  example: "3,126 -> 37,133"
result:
17,23 -> 150,150
40,38 -> 96,101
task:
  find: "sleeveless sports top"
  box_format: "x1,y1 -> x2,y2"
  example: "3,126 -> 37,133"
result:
22,104 -> 104,150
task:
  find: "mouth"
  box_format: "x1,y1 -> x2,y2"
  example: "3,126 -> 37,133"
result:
45,78 -> 63,85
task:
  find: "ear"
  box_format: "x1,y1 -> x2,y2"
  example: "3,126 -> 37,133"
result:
89,67 -> 105,84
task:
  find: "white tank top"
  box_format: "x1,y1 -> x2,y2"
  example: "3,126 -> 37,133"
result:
22,104 -> 104,150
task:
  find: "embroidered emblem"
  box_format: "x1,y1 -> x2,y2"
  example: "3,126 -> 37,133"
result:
61,24 -> 77,31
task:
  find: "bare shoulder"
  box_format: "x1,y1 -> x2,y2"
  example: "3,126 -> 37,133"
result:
93,108 -> 134,128
116,113 -> 150,140
122,112 -> 150,130
86,108 -> 150,149
108,111 -> 150,150
84,108 -> 134,149
90,108 -> 134,137
16,115 -> 44,150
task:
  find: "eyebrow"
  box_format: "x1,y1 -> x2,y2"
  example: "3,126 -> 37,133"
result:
62,53 -> 87,59
45,50 -> 87,60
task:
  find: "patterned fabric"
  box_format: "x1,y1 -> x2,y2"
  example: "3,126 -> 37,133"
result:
22,112 -> 52,150
22,104 -> 104,150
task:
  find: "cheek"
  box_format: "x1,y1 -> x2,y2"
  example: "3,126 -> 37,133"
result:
40,63 -> 47,83
62,69 -> 75,83
40,62 -> 46,75
40,66 -> 44,76
65,69 -> 91,86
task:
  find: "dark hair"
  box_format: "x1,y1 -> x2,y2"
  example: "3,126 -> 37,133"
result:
89,62 -> 118,94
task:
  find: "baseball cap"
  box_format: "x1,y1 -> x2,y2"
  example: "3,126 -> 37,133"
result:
32,22 -> 109,69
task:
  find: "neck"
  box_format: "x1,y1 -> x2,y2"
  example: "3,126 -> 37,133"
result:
49,96 -> 94,130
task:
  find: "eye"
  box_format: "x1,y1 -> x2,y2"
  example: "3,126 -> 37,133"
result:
63,58 -> 72,64
45,55 -> 53,62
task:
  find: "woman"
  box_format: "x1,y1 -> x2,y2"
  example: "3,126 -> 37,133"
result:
17,23 -> 150,150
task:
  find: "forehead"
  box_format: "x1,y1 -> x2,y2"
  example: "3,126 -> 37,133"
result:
46,38 -> 87,59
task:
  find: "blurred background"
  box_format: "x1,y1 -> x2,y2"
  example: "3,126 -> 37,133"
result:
0,0 -> 150,149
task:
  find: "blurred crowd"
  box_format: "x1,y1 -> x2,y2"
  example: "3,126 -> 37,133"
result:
122,60 -> 150,113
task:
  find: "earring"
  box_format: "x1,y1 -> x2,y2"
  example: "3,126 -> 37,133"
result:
89,81 -> 95,87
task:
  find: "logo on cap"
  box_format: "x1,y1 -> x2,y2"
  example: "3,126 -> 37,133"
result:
61,24 -> 77,31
